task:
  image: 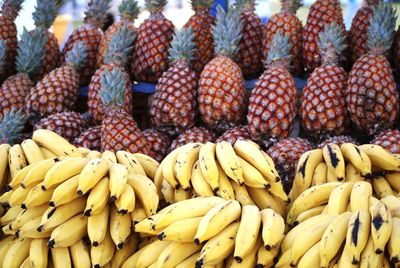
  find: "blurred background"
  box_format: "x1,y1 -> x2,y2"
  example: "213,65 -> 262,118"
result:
15,0 -> 400,46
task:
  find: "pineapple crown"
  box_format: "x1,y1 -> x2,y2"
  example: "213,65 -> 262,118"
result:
265,31 -> 292,66
189,0 -> 213,12
213,4 -> 242,58
281,0 -> 303,14
367,2 -> 397,55
365,0 -> 380,6
1,0 -> 23,20
145,0 -> 167,14
65,41 -> 88,70
32,0 -> 58,30
317,22 -> 347,65
99,67 -> 129,107
236,0 -> 256,12
104,22 -> 137,65
16,28 -> 48,77
0,40 -> 7,72
169,27 -> 196,64
118,0 -> 140,21
0,109 -> 27,145
84,0 -> 112,28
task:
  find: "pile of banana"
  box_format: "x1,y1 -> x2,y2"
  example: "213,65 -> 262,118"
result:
290,143 -> 400,201
156,140 -> 288,215
127,197 -> 285,268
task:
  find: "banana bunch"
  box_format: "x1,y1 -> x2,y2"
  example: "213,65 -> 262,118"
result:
157,140 -> 288,213
128,197 -> 285,268
290,143 -> 400,202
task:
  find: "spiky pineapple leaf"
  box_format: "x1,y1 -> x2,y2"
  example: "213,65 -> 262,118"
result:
281,0 -> 303,13
0,109 -> 27,145
104,22 -> 136,65
169,27 -> 196,64
266,30 -> 291,65
99,67 -> 129,107
65,41 -> 88,70
119,0 -> 140,21
318,22 -> 347,62
189,0 -> 213,11
145,0 -> 168,13
33,0 -> 58,30
84,0 -> 112,28
1,0 -> 23,20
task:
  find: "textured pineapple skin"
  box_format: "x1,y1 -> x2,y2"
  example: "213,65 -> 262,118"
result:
88,63 -> 133,123
263,11 -> 303,76
131,14 -> 174,83
0,73 -> 33,118
74,126 -> 102,151
61,25 -> 103,86
143,128 -> 171,162
0,15 -> 17,81
317,135 -> 358,148
300,65 -> 349,137
150,61 -> 197,136
371,129 -> 400,154
346,54 -> 399,136
216,125 -> 251,145
198,55 -> 246,133
170,127 -> 216,151
247,66 -> 297,141
33,30 -> 60,82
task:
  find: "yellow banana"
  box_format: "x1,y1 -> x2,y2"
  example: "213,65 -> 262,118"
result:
40,147 -> 57,159
8,161 -> 42,190
22,158 -> 56,189
131,202 -> 147,226
108,163 -> 128,202
110,236 -> 138,268
256,242 -> 278,268
50,247 -> 72,268
115,184 -> 135,214
216,141 -> 244,185
237,156 -> 270,189
326,182 -> 354,215
91,231 -> 115,268
247,187 -> 285,216
230,181 -> 255,206
345,163 -> 364,182
388,217 -> 400,264
350,181 -> 372,212
154,242 -> 201,268
109,205 -> 132,249
340,143 -> 371,176
88,204 -> 109,247
77,147 -> 90,157
372,176 -> 394,198
21,139 -> 45,165
84,176 -> 109,216
32,129 -> 82,158
161,178 -> 175,205
0,189 -> 12,206
0,143 -> 10,188
158,217 -> 202,242
175,252 -> 200,268
215,163 -> 235,200
359,144 -> 400,171
116,151 -> 146,176
268,180 -> 289,203
174,143 -> 201,190
11,204 -> 48,231
380,195 -> 400,217
345,209 -> 371,264
22,184 -> 55,209
48,214 -> 87,248
323,143 -> 346,181
0,236 -> 16,265
132,152 -> 159,179
293,205 -> 326,225
102,150 -> 117,163
161,147 -> 181,189
49,175 -> 79,207
174,187 -> 192,201
8,186 -> 31,207
76,158 -> 109,196
85,150 -> 101,160
275,248 -> 292,268
29,238 -> 48,268
369,202 -> 392,254
198,142 -> 219,192
230,237 -> 260,267
297,241 -> 321,268
191,161 -> 214,197
127,174 -> 159,216
131,240 -> 171,268
385,172 -> 400,192
69,240 -> 91,268
261,208 -> 285,250
19,217 -> 52,239
8,144 -> 27,179
0,205 -> 23,225
312,162 -> 328,186
2,237 -> 31,268
360,234 -> 383,268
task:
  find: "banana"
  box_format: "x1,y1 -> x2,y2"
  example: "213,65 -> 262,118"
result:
108,163 -> 128,202
260,208 -> 285,251
130,240 -> 171,268
69,240 -> 91,268
0,189 -> 12,206
29,238 -> 48,268
194,200 -> 241,244
131,203 -> 147,226
161,178 -> 175,205
275,248 -> 292,268
21,257 -> 33,268
195,222 -> 239,267
237,156 -> 270,189
256,242 -> 278,268
0,236 -> 16,265
340,143 -> 372,176
297,241 -> 321,268
84,176 -> 109,216
385,172 -> 400,192
175,252 -> 199,268
48,214 -> 87,248
326,182 -> 354,215
323,143 -> 346,181
174,143 -> 201,190
11,204 -> 48,231
8,186 -> 31,207
116,151 -> 146,176
359,144 -> 400,171
49,175 -> 79,207
320,211 -> 352,267
233,140 -> 277,182
372,176 -> 394,198
247,187 -> 285,216
8,161 -> 42,190
198,142 -> 219,192
175,186 -> 192,201
154,242 -> 201,268
350,181 -> 372,212
88,204 -> 109,247
40,147 -> 57,159
327,168 -> 338,182
42,157 -> 88,191
369,202 -> 392,254
294,205 -> 326,225
23,184 -> 55,209
345,209 -> 371,264
77,147 -> 90,156
76,158 -> 109,196
216,141 -> 244,185
102,150 -> 117,163
38,197 -> 86,232
162,147 -> 181,189
261,150 -> 281,182
32,129 -> 82,158
191,161 -> 214,197
109,205 -> 131,249
215,163 -> 235,200
132,153 -> 159,179
360,234 -> 383,268
115,184 -> 135,214
287,182 -> 342,225
111,236 -> 138,268
380,195 -> 400,218
91,231 -> 115,268
0,143 -> 10,188
293,149 -> 324,196
230,181 -> 255,206
21,139 -> 45,165
345,163 -> 364,182
382,256 -> 391,268
388,217 -> 400,263
312,162 -> 328,186
85,150 -> 101,160
233,205 -> 261,262
22,158 -> 56,189
8,144 -> 27,179
268,180 -> 289,203
19,217 -> 52,239
0,205 -> 23,225
158,217 -> 202,242
127,174 -> 159,216
51,247 -> 72,268
2,237 -> 31,268
231,237 -> 260,267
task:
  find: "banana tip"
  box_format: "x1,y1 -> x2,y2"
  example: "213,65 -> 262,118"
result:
37,225 -> 43,232
92,241 -> 99,247
194,238 -> 200,245
41,185 -> 46,191
117,243 -> 124,249
233,256 -> 242,263
84,210 -> 91,217
77,190 -> 83,196
195,259 -> 203,268
48,239 -> 55,248
21,203 -> 27,209
158,233 -> 165,240
48,201 -> 55,207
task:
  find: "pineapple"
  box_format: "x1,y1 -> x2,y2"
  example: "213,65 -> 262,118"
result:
143,128 -> 171,161
25,42 -> 88,121
267,137 -> 312,193
235,0 -> 264,78
247,31 -> 297,144
347,3 -> 398,136
131,0 -> 174,83
74,126 -> 101,151
31,0 -> 60,81
300,23 -> 349,139
0,28 -> 47,119
0,109 -> 27,145
216,125 -> 250,145
184,0 -> 215,75
349,0 -> 380,64
302,0 -> 346,72
100,67 -> 149,154
60,0 -> 111,86
170,127 -> 216,151
198,5 -> 246,133
97,0 -> 140,67
263,0 -> 303,76
34,112 -> 89,143
393,21 -> 400,76
317,135 -> 358,148
0,0 -> 23,81
371,129 -> 400,154
150,27 -> 197,136
88,23 -> 135,123
0,40 -> 6,81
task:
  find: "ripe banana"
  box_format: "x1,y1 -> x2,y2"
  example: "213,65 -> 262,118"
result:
230,181 -> 255,206
115,184 -> 135,214
268,179 -> 289,203
8,161 -> 41,190
345,209 -> 371,264
8,144 -> 28,179
261,208 -> 285,250
108,163 -> 128,202
32,129 -> 82,158
237,156 -> 270,189
326,182 -> 354,214
198,142 -> 219,192
77,147 -> 90,156
215,163 -> 235,200
19,217 -> 52,239
2,237 -> 31,268
11,204 -> 48,231
8,186 -> 31,207
257,241 -> 278,268
294,205 -> 326,225
91,231 -> 115,268
312,162 -> 328,186
48,214 -> 87,248
127,174 -> 159,216
102,150 -> 117,163
22,158 -> 56,189
49,174 -> 79,207
154,242 -> 201,268
69,240 -> 91,268
76,158 -> 109,196
175,252 -> 199,268
161,178 -> 175,205
0,189 -> 12,206
323,143 -> 346,181
372,176 -> 394,198
29,238 -> 48,268
275,248 -> 292,268
350,181 -> 372,212
174,143 -> 201,190
360,234 -> 383,268
132,152 -> 159,179
0,143 -> 10,188
40,147 -> 57,159
50,247 -> 71,268
109,205 -> 132,249
88,204 -> 109,246
234,205 -> 261,262
216,141 -> 244,185
86,150 -> 102,160
0,236 -> 16,265
293,148 -> 324,195
0,205 -> 23,225
174,187 -> 192,202
131,203 -> 147,225
388,217 -> 400,263
297,241 -> 321,268
370,202 -> 392,254
340,143 -> 371,176
191,161 -> 214,197
385,172 -> 400,192
345,162 -> 364,182
116,151 -> 146,176
158,217 -> 202,242
133,240 -> 171,268
359,144 -> 400,171
247,186 -> 285,216
380,195 -> 400,218
110,236 -> 138,268
21,139 -> 45,165
22,184 -> 55,209
84,176 -> 109,216
161,147 -> 181,189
